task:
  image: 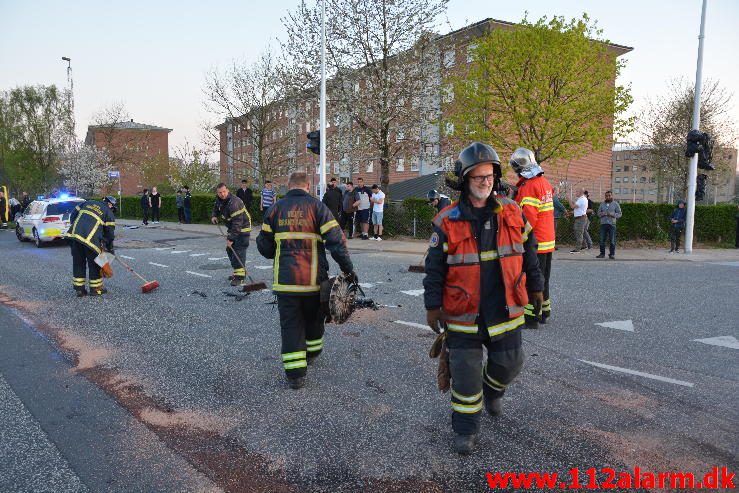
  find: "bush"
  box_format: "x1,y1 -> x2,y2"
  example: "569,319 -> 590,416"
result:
118,193 -> 265,225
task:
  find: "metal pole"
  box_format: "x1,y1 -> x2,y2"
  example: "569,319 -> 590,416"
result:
318,0 -> 327,200
685,0 -> 708,254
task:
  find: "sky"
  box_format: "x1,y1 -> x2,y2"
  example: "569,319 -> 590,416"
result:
1,0 -> 737,153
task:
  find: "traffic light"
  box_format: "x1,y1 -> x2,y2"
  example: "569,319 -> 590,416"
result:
306,130 -> 320,155
696,173 -> 707,201
685,130 -> 715,171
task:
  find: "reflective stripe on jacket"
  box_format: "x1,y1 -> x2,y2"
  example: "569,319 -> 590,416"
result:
67,200 -> 116,254
423,197 -> 544,340
213,194 -> 252,241
515,175 -> 555,253
256,189 -> 353,295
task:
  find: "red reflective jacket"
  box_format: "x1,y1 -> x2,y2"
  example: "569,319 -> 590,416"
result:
515,175 -> 555,253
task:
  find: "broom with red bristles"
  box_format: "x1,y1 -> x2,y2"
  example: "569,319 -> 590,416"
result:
114,256 -> 160,293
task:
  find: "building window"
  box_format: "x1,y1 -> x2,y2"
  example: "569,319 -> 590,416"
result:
633,165 -> 639,172
443,49 -> 455,68
616,154 -> 621,161
411,159 -> 419,172
466,43 -> 477,63
396,130 -> 405,142
614,188 -> 621,194
623,165 -> 630,172
615,177 -> 620,183
615,166 -> 621,172
640,177 -> 647,183
367,160 -> 374,173
424,143 -> 434,155
396,158 -> 405,172
622,187 -> 630,194
650,177 -> 656,183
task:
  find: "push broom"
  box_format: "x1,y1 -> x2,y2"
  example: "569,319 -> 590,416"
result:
216,224 -> 267,293
114,256 -> 160,293
408,248 -> 428,273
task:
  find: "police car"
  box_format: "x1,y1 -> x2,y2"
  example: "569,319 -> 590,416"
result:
15,196 -> 86,247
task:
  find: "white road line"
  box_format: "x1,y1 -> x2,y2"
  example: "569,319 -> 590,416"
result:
171,250 -> 191,254
186,271 -> 212,278
149,262 -> 169,268
154,247 -> 174,251
119,255 -> 135,260
401,289 -> 425,297
359,283 -> 374,288
594,320 -> 634,332
189,253 -> 208,257
208,257 -> 228,261
254,265 -> 272,270
693,336 -> 739,350
394,320 -> 432,331
579,360 -> 694,388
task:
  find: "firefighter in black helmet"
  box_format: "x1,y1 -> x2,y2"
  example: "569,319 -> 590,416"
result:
427,189 -> 451,213
67,196 -> 116,296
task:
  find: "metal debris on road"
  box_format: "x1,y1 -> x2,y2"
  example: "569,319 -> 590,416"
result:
189,291 -> 208,298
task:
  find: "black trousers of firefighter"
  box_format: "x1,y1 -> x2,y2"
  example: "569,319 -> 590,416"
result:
277,294 -> 325,378
226,234 -> 249,280
448,328 -> 523,436
70,241 -> 103,293
525,252 -> 552,326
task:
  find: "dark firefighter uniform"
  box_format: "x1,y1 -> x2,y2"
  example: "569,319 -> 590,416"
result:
256,188 -> 353,382
67,200 -> 116,295
213,193 -> 252,282
515,175 -> 555,325
423,196 -> 543,437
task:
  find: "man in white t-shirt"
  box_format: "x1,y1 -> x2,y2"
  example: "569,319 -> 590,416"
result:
570,188 -> 589,253
370,184 -> 385,241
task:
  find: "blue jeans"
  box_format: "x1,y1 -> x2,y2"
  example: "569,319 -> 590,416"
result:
599,224 -> 616,256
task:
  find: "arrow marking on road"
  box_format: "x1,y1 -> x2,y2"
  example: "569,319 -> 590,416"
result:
595,320 -> 634,332
149,262 -> 169,268
119,255 -> 135,260
394,320 -> 432,331
401,289 -> 425,297
693,335 -> 739,350
579,360 -> 694,387
186,271 -> 212,278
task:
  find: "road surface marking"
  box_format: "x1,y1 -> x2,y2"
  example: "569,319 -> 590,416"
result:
594,320 -> 634,332
208,257 -> 228,261
401,289 -> 425,297
579,360 -> 694,387
359,283 -> 374,288
171,250 -> 191,254
394,320 -> 432,331
149,262 -> 169,268
186,271 -> 212,278
189,253 -> 208,257
254,265 -> 272,270
693,335 -> 739,350
154,247 -> 174,251
119,255 -> 135,260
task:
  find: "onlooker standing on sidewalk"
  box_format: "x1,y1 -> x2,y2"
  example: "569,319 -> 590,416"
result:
322,177 -> 343,221
370,184 -> 385,241
21,192 -> 32,211
261,181 -> 276,212
236,179 -> 253,211
340,181 -> 358,239
581,190 -> 594,250
354,177 -> 372,240
176,188 -> 185,223
669,200 -> 687,253
0,189 -> 7,229
552,187 -> 567,250
140,189 -> 150,226
183,186 -> 192,224
150,186 -> 162,223
596,190 -> 622,259
570,189 -> 588,253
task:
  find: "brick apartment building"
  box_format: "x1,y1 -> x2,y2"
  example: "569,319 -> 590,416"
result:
218,18 -> 631,196
611,143 -> 738,204
85,120 -> 172,195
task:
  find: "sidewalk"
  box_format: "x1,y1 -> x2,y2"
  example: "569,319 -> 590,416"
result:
116,219 -> 739,262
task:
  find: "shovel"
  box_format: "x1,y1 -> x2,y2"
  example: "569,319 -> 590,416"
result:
215,223 -> 267,293
408,249 -> 428,273
114,255 -> 160,293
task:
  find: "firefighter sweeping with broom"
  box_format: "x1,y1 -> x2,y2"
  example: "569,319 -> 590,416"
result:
257,172 -> 355,390
423,143 -> 544,455
211,183 -> 252,286
67,196 -> 117,297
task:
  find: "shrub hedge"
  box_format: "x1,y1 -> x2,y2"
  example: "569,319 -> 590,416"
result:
116,193 -> 738,246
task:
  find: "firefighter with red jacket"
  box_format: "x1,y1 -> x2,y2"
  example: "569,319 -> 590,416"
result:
510,148 -> 555,328
256,172 -> 355,390
423,143 -> 544,455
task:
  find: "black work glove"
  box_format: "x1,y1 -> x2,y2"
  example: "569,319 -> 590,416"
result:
426,308 -> 446,334
529,291 -> 543,318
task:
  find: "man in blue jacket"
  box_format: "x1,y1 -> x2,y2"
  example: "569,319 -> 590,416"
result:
669,200 -> 687,253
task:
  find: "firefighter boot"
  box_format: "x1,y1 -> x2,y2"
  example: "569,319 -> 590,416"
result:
524,316 -> 539,330
454,433 -> 476,455
90,287 -> 108,296
230,276 -> 245,287
485,396 -> 503,417
74,287 -> 88,298
287,376 -> 305,390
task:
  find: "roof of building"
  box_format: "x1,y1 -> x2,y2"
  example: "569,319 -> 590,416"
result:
387,172 -> 445,202
88,120 -> 172,132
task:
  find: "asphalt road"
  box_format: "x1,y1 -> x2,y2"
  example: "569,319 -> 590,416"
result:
0,225 -> 737,492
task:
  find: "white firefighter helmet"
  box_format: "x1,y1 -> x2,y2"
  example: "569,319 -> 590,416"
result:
509,147 -> 544,179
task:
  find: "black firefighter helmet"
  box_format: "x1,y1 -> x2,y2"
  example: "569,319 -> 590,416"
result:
446,142 -> 502,191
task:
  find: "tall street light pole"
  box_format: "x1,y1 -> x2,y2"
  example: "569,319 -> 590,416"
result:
61,57 -> 74,151
684,0 -> 708,254
318,0 -> 327,200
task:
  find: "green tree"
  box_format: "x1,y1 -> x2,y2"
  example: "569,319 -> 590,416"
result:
169,142 -> 218,193
444,14 -> 633,168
